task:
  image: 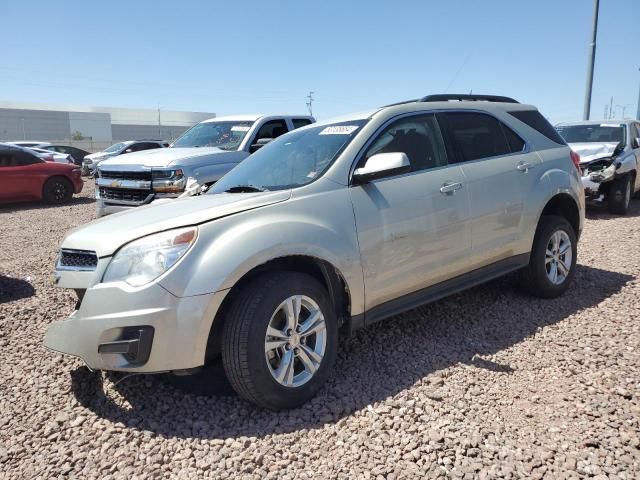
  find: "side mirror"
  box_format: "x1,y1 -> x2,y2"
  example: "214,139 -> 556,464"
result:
633,137 -> 640,149
352,152 -> 411,184
124,148 -> 133,153
250,137 -> 273,153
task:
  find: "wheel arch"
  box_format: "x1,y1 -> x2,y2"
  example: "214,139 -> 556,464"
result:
536,192 -> 581,241
204,254 -> 353,363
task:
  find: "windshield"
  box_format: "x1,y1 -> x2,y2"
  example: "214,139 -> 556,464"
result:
172,121 -> 254,150
104,142 -> 127,153
211,120 -> 367,193
556,124 -> 626,144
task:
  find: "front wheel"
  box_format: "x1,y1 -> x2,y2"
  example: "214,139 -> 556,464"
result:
221,272 -> 338,410
520,215 -> 577,298
606,175 -> 631,215
43,177 -> 73,204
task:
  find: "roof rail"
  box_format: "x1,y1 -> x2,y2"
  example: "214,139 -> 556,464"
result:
420,94 -> 519,104
381,98 -> 419,107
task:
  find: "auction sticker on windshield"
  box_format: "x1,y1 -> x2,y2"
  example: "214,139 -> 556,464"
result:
319,125 -> 359,135
231,126 -> 251,132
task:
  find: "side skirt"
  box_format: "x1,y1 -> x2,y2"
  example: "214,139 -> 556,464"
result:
349,253 -> 530,332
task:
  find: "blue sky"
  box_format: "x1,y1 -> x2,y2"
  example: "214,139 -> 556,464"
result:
1,0 -> 638,123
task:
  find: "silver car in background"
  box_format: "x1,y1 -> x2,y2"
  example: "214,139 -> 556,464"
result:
45,94 -> 584,410
556,120 -> 640,214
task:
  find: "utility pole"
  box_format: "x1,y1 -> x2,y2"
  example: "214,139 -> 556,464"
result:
609,96 -> 614,119
21,118 -> 26,140
583,0 -> 600,120
604,104 -> 608,119
636,68 -> 640,120
157,107 -> 162,139
306,91 -> 315,116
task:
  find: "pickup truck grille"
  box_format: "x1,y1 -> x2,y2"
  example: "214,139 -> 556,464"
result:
99,187 -> 150,203
99,170 -> 152,181
58,249 -> 98,270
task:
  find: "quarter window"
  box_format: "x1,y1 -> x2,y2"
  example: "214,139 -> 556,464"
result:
440,112 -> 512,162
363,114 -> 448,172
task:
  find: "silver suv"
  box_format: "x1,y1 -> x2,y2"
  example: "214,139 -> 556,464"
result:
45,94 -> 585,410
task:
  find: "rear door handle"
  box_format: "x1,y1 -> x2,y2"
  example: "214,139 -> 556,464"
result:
516,161 -> 534,172
440,181 -> 463,195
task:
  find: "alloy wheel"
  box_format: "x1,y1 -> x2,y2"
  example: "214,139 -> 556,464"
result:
545,229 -> 572,285
264,295 -> 327,388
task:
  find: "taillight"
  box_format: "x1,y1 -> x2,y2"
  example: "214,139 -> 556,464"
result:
570,150 -> 581,171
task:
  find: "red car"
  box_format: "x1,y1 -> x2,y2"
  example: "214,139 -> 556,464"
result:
0,144 -> 83,204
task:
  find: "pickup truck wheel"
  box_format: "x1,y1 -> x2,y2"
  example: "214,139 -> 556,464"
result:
43,177 -> 73,204
221,272 -> 338,410
606,175 -> 631,214
520,215 -> 577,298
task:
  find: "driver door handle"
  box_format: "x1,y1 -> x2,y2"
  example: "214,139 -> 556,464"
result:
516,161 -> 534,173
440,181 -> 463,195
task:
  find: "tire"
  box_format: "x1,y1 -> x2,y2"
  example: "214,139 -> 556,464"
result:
221,272 -> 338,410
606,175 -> 632,215
520,215 -> 577,298
42,176 -> 73,204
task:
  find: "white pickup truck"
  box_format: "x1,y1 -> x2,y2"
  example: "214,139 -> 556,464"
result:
95,114 -> 314,217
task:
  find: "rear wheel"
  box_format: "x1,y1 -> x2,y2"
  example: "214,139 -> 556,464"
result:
520,215 -> 577,298
221,272 -> 338,410
42,177 -> 73,204
606,175 -> 631,215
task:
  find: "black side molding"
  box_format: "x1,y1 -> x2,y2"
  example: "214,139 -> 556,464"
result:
348,253 -> 529,330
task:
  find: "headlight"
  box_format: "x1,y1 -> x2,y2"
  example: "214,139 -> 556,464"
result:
591,163 -> 616,183
103,227 -> 197,287
152,168 -> 186,193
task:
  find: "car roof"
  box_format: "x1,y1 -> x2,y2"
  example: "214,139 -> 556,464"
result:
0,142 -> 44,157
202,114 -> 314,123
313,99 -> 536,128
555,120 -> 633,126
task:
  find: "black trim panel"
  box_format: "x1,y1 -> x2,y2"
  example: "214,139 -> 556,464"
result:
360,253 -> 530,328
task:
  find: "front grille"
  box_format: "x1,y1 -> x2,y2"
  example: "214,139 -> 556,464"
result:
99,187 -> 150,203
99,170 -> 152,181
59,249 -> 98,270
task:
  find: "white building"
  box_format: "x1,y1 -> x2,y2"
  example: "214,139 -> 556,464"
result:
0,101 -> 215,150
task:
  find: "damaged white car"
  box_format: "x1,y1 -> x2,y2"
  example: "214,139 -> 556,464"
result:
556,120 -> 640,214
94,114 -> 314,217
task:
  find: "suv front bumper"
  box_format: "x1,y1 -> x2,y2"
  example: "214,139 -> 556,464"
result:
44,281 -> 226,372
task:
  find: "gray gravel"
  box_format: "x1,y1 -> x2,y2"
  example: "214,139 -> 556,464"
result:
1,182 -> 639,479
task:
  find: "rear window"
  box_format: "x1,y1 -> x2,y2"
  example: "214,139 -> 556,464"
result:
508,110 -> 566,145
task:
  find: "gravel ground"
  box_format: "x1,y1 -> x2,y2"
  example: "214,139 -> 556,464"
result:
1,182 -> 639,479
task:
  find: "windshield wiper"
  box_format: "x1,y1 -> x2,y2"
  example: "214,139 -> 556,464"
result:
224,185 -> 268,193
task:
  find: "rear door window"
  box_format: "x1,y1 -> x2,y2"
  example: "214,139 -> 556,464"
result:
254,120 -> 289,140
292,118 -> 313,129
439,112 -> 512,162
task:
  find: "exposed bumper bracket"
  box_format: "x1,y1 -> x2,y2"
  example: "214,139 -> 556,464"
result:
98,326 -> 154,365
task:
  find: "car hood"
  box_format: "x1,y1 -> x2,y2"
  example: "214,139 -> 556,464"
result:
569,142 -> 619,163
98,147 -> 237,168
61,190 -> 291,257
